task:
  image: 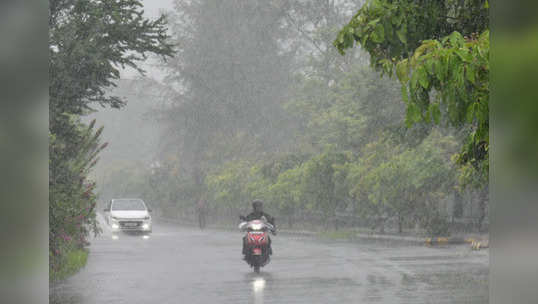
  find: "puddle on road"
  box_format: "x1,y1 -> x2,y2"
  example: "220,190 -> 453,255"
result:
397,268 -> 489,303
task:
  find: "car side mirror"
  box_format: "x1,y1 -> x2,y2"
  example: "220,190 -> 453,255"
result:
239,215 -> 246,221
148,208 -> 152,212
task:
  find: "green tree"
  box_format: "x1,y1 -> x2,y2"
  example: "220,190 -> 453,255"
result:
154,0 -> 296,209
49,118 -> 105,278
348,130 -> 458,234
284,0 -> 362,79
50,0 -> 173,121
348,137 -> 400,232
206,161 -> 253,218
335,0 -> 489,177
49,0 -> 173,279
267,165 -> 306,228
302,148 -> 352,229
286,64 -> 404,152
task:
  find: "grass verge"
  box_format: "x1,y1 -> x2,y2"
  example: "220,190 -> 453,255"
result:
318,230 -> 357,240
50,248 -> 89,282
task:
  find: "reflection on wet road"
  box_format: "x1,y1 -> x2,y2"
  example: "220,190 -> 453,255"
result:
50,218 -> 488,304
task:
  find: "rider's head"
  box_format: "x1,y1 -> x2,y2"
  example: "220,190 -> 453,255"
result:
252,199 -> 263,213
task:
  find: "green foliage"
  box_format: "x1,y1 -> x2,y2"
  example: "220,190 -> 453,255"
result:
49,0 -> 174,279
206,161 -> 262,214
49,0 -> 174,119
455,158 -> 488,191
50,248 -> 88,282
149,0 -> 297,206
335,0 -> 488,70
204,148 -> 353,226
398,31 -> 489,146
129,0 -> 486,236
268,166 -> 305,214
286,64 -> 404,151
98,160 -> 150,200
203,129 -> 460,233
301,148 -> 352,221
335,0 -> 489,178
163,0 -> 293,163
348,130 -> 458,232
49,118 -> 104,280
319,230 -> 357,240
421,210 -> 451,237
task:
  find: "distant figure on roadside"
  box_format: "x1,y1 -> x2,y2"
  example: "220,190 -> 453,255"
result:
196,197 -> 207,229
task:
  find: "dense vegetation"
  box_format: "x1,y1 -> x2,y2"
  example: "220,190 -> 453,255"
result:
334,0 -> 489,182
49,0 -> 173,281
95,0 -> 488,236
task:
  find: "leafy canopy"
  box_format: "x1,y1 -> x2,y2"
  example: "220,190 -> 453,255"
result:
50,0 -> 174,120
334,0 -> 489,176
49,0 -> 174,280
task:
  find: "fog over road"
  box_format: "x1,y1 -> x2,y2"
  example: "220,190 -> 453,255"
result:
50,217 -> 488,304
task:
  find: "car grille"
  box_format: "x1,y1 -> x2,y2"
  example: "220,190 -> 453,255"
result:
119,221 -> 143,229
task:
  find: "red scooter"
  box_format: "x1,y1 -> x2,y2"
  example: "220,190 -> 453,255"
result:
239,216 -> 275,273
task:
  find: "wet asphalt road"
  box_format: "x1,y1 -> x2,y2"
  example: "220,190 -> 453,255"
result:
50,216 -> 488,304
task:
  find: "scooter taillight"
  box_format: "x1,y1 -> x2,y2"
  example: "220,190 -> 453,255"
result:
247,231 -> 268,245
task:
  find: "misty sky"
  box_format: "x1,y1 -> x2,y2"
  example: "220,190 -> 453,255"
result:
120,0 -> 176,80
141,0 -> 175,16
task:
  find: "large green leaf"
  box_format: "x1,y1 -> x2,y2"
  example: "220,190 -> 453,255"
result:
406,103 -> 421,127
396,24 -> 407,44
417,66 -> 429,89
455,48 -> 472,62
396,59 -> 409,83
466,64 -> 476,84
401,84 -> 409,103
372,23 -> 385,43
447,31 -> 464,47
431,103 -> 441,124
425,58 -> 434,75
383,19 -> 394,40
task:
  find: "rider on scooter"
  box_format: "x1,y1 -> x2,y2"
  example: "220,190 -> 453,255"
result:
241,199 -> 276,257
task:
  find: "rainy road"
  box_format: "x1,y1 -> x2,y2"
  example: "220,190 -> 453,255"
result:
50,217 -> 488,304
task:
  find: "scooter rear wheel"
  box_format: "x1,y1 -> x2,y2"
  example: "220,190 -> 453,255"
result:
254,265 -> 260,273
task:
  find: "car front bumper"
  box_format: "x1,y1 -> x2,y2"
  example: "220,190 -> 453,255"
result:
111,220 -> 152,232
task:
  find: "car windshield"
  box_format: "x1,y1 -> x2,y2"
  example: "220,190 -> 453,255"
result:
112,199 -> 146,211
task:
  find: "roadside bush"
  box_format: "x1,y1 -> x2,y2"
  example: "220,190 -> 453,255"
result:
50,247 -> 89,282
422,210 -> 451,237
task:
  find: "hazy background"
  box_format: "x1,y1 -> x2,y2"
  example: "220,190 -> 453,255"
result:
2,0 -> 538,303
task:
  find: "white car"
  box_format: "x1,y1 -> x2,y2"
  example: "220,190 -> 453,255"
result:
104,198 -> 152,234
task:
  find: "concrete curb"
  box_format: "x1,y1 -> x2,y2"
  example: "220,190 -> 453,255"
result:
467,238 -> 489,250
424,236 -> 489,248
424,236 -> 461,245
